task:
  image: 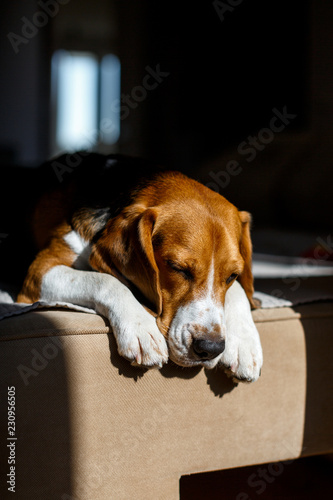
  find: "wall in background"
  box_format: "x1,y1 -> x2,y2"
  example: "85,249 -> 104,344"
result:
0,0 -> 331,232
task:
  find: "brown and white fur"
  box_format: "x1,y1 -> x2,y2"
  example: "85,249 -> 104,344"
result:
15,153 -> 262,381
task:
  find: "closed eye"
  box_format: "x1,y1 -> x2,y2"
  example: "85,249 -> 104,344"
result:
226,273 -> 238,285
166,260 -> 194,281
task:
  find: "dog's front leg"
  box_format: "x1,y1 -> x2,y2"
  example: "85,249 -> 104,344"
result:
218,281 -> 263,382
41,265 -> 169,368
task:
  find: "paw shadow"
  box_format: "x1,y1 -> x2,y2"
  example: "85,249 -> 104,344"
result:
159,361 -> 202,379
204,367 -> 237,397
107,333 -> 148,380
162,363 -> 237,397
107,332 -> 202,381
107,332 -> 238,395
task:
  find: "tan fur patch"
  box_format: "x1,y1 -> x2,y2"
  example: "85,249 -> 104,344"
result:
17,224 -> 76,303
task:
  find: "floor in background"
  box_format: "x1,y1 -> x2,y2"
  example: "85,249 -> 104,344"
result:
251,228 -> 331,258
180,454 -> 333,499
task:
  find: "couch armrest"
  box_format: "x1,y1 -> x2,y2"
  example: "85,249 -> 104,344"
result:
1,302 -> 333,499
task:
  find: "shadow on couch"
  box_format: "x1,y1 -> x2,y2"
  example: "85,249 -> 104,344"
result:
0,332 -> 73,498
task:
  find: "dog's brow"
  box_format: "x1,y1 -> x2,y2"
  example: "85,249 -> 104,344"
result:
164,247 -> 198,264
152,232 -> 165,248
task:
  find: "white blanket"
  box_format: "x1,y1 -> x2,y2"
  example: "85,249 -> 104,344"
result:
1,254 -> 332,321
0,284 -> 320,322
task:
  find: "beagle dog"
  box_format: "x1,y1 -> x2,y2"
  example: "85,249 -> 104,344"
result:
17,153 -> 263,382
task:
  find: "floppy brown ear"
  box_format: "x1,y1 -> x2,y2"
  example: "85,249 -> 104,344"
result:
89,207 -> 162,315
238,211 -> 260,309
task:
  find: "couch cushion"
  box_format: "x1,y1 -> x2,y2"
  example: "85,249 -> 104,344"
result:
0,299 -> 332,499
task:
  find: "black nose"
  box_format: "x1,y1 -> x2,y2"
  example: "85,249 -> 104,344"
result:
192,338 -> 225,360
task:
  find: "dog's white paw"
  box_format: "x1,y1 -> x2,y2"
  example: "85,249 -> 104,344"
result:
218,281 -> 263,383
218,322 -> 263,382
113,309 -> 169,368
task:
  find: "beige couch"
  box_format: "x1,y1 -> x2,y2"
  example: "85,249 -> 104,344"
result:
0,277 -> 333,500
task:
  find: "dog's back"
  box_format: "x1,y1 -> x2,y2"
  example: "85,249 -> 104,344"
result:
0,153 -> 165,286
0,165 -> 40,285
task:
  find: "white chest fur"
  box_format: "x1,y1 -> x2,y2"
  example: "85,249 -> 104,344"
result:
63,230 -> 92,270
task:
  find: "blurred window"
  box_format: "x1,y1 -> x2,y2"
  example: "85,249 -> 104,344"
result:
51,50 -> 120,154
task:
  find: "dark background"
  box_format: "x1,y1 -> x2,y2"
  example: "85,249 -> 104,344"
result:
0,3 -> 333,498
0,0 -> 332,240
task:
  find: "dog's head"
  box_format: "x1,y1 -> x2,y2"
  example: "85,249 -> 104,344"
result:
90,172 -> 256,368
